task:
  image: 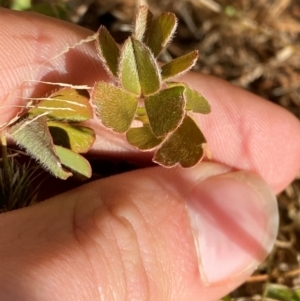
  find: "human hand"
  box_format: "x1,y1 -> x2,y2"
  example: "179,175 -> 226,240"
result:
0,8 -> 300,301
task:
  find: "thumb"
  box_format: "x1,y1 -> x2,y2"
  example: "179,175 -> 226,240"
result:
0,163 -> 278,301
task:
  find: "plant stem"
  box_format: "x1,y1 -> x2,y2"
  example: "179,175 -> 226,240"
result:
0,133 -> 10,185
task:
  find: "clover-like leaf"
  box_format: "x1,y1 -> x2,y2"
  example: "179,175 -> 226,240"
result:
134,5 -> 153,42
145,86 -> 185,137
48,121 -> 95,153
146,12 -> 177,57
93,81 -> 138,133
10,116 -> 72,179
96,26 -> 120,77
126,125 -> 162,150
119,37 -> 160,96
55,145 -> 92,179
154,115 -> 206,167
28,88 -> 93,122
167,82 -> 211,114
161,50 -> 198,81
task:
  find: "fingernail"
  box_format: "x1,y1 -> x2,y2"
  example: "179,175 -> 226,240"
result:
186,171 -> 278,285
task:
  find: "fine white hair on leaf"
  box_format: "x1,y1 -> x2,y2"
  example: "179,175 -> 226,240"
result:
25,80 -> 92,90
10,115 -> 71,179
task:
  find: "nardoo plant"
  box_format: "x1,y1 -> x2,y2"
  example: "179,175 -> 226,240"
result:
0,6 -> 211,211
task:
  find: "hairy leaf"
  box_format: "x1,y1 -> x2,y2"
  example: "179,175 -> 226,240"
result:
145,86 -> 185,137
161,51 -> 198,81
134,5 -> 153,42
119,38 -> 160,96
96,26 -> 120,77
10,116 -> 71,179
184,86 -> 211,114
154,115 -> 206,167
119,38 -> 141,95
55,145 -> 92,179
167,82 -> 211,114
93,82 -> 138,133
48,121 -> 95,153
132,39 -> 161,96
29,88 -> 93,122
126,125 -> 162,150
146,12 -> 177,57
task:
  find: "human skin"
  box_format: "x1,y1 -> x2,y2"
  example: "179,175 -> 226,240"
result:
0,8 -> 300,301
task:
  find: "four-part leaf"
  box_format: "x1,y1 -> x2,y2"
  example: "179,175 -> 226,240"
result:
92,5 -> 211,171
7,5 -> 211,184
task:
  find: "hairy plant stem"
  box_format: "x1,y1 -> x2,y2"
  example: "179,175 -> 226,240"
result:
0,133 -> 43,212
0,133 -> 9,186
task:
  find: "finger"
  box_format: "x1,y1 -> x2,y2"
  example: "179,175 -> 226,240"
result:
184,72 -> 300,193
0,8 -> 108,121
0,163 -> 278,300
1,9 -> 300,193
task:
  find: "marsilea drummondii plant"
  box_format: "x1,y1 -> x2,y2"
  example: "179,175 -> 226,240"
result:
3,5 -> 211,181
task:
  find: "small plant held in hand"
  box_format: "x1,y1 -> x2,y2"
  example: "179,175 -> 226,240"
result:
5,88 -> 95,180
0,88 -> 95,211
92,6 -> 211,167
0,5 -> 211,210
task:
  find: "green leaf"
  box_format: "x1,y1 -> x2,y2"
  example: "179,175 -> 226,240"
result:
28,88 -> 93,122
47,121 -> 95,153
54,145 -> 92,179
96,26 -> 120,77
134,107 -> 149,124
184,86 -> 211,114
119,38 -> 141,95
126,125 -> 162,150
132,39 -> 161,96
266,284 -> 300,301
145,86 -> 185,137
119,37 -> 160,96
167,82 -> 211,114
133,5 -> 153,42
161,50 -> 198,81
266,283 -> 300,301
10,116 -> 72,180
154,115 -> 206,167
10,0 -> 31,10
93,82 -> 138,133
146,12 -> 177,57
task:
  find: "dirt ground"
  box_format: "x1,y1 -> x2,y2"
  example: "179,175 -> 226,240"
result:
2,0 -> 300,299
